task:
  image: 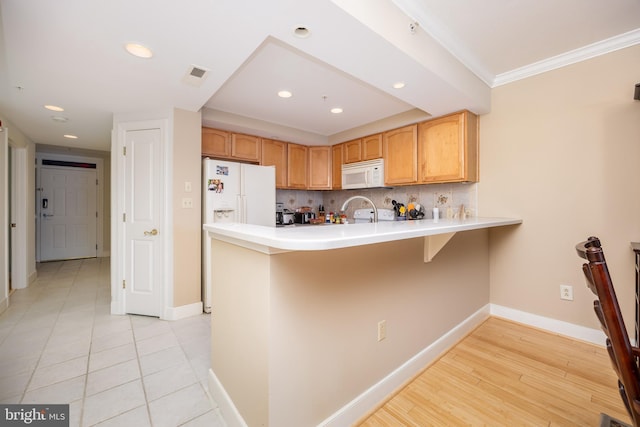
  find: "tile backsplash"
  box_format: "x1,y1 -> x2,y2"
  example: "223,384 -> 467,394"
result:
276,189 -> 325,213
277,182 -> 477,220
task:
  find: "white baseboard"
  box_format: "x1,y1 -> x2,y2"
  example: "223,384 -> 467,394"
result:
319,305 -> 491,427
489,304 -> 606,345
163,301 -> 203,321
208,368 -> 247,427
206,304 -> 605,427
28,270 -> 37,285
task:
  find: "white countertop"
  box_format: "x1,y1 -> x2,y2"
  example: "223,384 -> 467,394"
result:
204,217 -> 522,253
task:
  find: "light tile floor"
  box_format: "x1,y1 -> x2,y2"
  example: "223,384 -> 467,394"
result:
0,258 -> 227,427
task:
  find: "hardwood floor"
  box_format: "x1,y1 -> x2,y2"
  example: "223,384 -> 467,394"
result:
357,317 -> 631,426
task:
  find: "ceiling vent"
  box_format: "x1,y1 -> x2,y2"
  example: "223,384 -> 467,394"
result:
182,65 -> 209,87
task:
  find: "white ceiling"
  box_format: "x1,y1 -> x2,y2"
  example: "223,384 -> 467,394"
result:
0,0 -> 638,150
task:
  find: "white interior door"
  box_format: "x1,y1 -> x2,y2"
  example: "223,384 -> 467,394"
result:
124,127 -> 163,317
40,166 -> 97,261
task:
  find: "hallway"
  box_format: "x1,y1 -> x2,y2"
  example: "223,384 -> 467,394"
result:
0,258 -> 225,426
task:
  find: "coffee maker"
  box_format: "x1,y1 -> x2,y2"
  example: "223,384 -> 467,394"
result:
276,202 -> 284,225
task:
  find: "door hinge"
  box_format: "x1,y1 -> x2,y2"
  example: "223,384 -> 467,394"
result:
122,280 -> 126,289
96,244 -> 98,250
123,146 -> 126,156
122,213 -> 126,222
96,211 -> 98,218
96,179 -> 98,185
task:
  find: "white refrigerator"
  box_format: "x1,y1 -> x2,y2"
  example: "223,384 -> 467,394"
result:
202,158 -> 275,312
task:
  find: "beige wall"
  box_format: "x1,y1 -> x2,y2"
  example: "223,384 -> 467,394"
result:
172,108 -> 203,307
479,44 -> 640,329
212,229 -> 491,426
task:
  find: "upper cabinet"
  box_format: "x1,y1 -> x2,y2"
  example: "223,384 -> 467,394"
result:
287,143 -> 308,189
261,139 -> 287,189
418,111 -> 478,183
343,139 -> 362,164
343,133 -> 382,163
308,146 -> 332,190
362,134 -> 383,160
383,125 -> 418,185
202,127 -> 260,162
202,128 -> 231,158
331,144 -> 343,190
203,110 -> 479,190
231,133 -> 261,162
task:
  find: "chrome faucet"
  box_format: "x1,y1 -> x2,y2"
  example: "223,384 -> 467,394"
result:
340,195 -> 378,223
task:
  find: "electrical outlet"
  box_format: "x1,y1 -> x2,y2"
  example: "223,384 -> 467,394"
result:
182,198 -> 193,209
377,320 -> 386,342
560,285 -> 573,301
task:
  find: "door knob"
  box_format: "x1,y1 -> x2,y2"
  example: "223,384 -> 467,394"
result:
10,223 -> 16,228
144,229 -> 158,236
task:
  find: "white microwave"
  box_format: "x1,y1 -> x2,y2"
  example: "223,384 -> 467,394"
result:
341,159 -> 385,189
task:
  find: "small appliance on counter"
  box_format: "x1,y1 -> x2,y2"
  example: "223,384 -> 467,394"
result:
294,211 -> 316,224
282,209 -> 295,225
276,202 -> 284,225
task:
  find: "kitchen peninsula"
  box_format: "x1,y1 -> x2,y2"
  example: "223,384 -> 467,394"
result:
205,217 -> 521,426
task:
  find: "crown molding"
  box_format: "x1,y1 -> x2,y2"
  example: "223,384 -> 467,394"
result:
493,28 -> 640,87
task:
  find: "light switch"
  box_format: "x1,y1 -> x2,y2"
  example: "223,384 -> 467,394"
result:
184,181 -> 192,192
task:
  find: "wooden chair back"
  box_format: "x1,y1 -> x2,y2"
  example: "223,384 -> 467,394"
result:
576,236 -> 640,426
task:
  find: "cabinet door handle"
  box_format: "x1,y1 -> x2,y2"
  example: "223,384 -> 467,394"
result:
144,229 -> 158,236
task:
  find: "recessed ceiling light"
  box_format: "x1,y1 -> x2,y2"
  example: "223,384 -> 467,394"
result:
63,134 -> 78,139
51,116 -> 69,123
125,43 -> 153,58
393,82 -> 406,89
44,105 -> 64,112
293,26 -> 311,38
278,90 -> 293,98
331,108 -> 343,114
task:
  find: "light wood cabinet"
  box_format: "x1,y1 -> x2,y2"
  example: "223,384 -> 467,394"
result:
231,133 -> 261,162
261,139 -> 287,188
204,110 -> 478,190
343,139 -> 362,163
287,143 -> 308,189
202,127 -> 230,158
362,133 -> 382,160
308,146 -> 332,190
418,111 -> 478,183
331,144 -> 343,190
343,134 -> 382,163
202,127 -> 261,162
383,125 -> 418,185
